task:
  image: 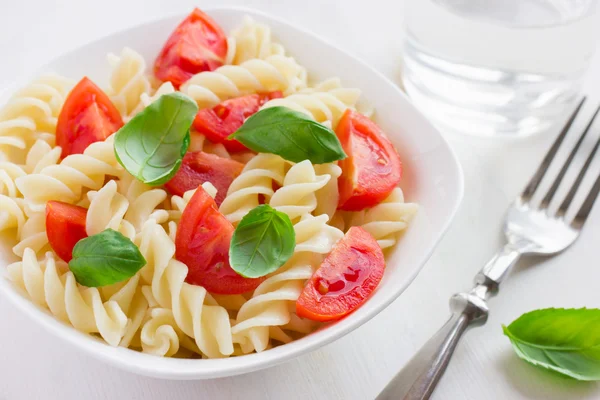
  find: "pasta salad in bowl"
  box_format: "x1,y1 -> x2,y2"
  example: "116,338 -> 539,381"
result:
0,7 -> 462,378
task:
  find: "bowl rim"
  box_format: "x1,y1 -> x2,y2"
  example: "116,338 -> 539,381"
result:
0,5 -> 464,379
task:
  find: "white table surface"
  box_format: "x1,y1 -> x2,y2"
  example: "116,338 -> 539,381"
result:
1,1 -> 600,399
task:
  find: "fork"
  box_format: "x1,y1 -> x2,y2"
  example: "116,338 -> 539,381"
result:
376,98 -> 600,400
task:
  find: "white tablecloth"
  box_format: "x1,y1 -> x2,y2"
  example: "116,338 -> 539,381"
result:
1,1 -> 600,399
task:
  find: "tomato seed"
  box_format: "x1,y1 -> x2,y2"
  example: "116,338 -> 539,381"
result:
316,279 -> 329,295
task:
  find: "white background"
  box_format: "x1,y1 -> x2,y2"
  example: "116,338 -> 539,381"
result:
1,1 -> 600,399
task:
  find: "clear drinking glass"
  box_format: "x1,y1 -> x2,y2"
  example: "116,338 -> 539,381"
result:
402,0 -> 600,137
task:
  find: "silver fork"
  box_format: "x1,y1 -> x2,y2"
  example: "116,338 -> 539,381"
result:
376,98 -> 600,400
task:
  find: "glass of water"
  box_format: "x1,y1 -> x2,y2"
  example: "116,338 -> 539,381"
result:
402,0 -> 600,137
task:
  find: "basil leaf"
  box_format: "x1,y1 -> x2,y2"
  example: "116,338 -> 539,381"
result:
69,229 -> 146,287
503,308 -> 600,381
229,204 -> 295,278
229,106 -> 346,164
114,92 -> 198,186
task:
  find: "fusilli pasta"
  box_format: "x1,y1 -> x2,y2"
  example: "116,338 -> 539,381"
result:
3,141 -> 62,255
131,81 -> 175,116
232,213 -> 343,352
260,88 -> 360,129
269,160 -> 331,222
225,16 -> 287,64
12,209 -> 47,257
180,55 -> 307,109
313,163 -> 342,220
140,307 -> 189,357
334,188 -> 418,249
7,249 -> 132,346
358,187 -> 418,249
16,135 -> 122,211
219,153 -> 287,224
1,11 -> 418,360
107,48 -> 152,119
230,161 -> 342,352
136,220 -> 235,358
0,75 -> 72,163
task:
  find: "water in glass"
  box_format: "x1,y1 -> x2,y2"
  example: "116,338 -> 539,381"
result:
403,0 -> 599,137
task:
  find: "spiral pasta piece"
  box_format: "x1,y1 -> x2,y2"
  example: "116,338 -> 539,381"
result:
86,177 -> 172,241
136,220 -> 234,358
0,162 -> 25,198
225,16 -> 287,64
0,74 -> 73,162
0,194 -> 25,236
130,81 -> 176,117
6,249 -> 130,346
107,47 -> 152,118
358,187 -> 418,249
15,135 -> 122,211
313,163 -> 342,220
1,139 -> 60,199
260,88 -> 361,129
219,154 -> 287,224
120,179 -> 169,233
0,163 -> 27,235
300,77 -> 374,118
269,160 -> 331,222
140,308 -> 185,357
232,214 -> 343,352
12,209 -> 47,257
85,180 -> 135,238
180,55 -> 307,109
119,287 -> 149,348
2,140 -> 61,247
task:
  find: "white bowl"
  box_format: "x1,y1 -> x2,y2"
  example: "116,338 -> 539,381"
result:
0,6 -> 463,379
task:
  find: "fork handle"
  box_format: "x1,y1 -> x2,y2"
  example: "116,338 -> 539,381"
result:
376,244 -> 522,400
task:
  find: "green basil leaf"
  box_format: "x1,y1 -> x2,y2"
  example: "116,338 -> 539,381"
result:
229,204 -> 295,278
114,92 -> 198,186
229,106 -> 346,164
503,308 -> 600,381
69,229 -> 146,287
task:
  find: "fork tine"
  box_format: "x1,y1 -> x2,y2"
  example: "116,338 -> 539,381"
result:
521,97 -> 586,202
573,171 -> 600,227
557,107 -> 600,217
540,103 -> 600,210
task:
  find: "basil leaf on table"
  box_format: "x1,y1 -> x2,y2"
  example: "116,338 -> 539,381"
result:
229,106 -> 346,164
69,229 -> 146,287
114,92 -> 198,186
503,308 -> 600,381
229,204 -> 295,278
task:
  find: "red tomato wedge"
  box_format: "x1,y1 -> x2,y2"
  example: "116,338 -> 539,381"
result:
296,227 -> 385,322
165,151 -> 244,206
46,201 -> 88,262
154,8 -> 228,88
336,109 -> 402,211
193,92 -> 283,152
56,77 -> 124,158
175,186 -> 265,294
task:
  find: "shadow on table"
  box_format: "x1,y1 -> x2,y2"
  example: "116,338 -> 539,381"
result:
499,351 -> 598,400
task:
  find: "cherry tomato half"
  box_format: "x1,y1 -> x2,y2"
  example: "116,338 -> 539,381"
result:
336,109 -> 402,211
46,201 -> 88,262
154,8 -> 228,88
193,92 -> 283,152
296,227 -> 385,322
165,151 -> 244,206
56,77 -> 123,158
175,185 -> 265,294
